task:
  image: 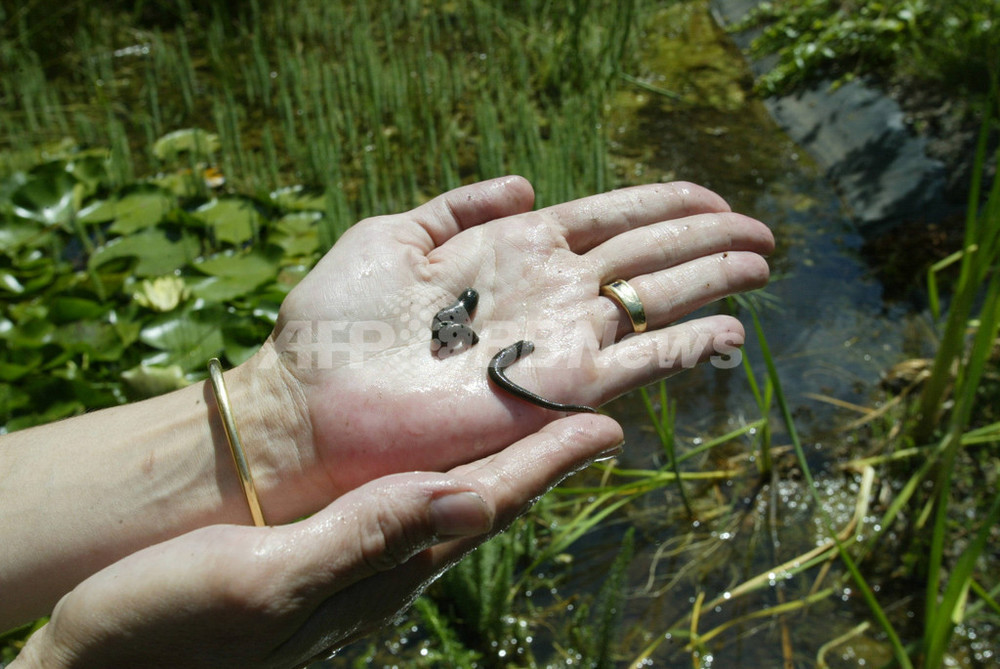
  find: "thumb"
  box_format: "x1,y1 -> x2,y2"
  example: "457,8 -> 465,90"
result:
261,476 -> 495,664
290,474 -> 494,587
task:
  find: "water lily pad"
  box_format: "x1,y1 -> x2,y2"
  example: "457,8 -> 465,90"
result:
78,198 -> 117,225
5,250 -> 58,295
153,128 -> 220,162
108,187 -> 176,234
54,318 -> 137,361
10,168 -> 81,227
187,248 -> 280,302
0,219 -> 46,254
0,270 -> 25,294
0,317 -> 54,348
0,350 -> 43,381
65,154 -> 110,197
139,310 -> 224,369
194,247 -> 279,279
151,170 -> 208,198
273,211 -> 321,257
0,172 -> 29,214
0,382 -> 31,413
89,229 -> 199,277
3,372 -> 93,429
270,185 -> 327,211
222,314 -> 270,365
0,139 -> 76,178
48,296 -> 108,323
252,300 -> 282,325
193,197 -> 261,245
185,275 -> 253,303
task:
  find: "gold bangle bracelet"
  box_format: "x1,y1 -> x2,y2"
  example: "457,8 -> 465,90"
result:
208,358 -> 267,527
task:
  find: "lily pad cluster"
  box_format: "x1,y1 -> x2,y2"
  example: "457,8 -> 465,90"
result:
0,130 -> 329,432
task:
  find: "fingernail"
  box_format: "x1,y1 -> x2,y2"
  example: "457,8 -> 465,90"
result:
430,492 -> 493,538
593,439 -> 625,462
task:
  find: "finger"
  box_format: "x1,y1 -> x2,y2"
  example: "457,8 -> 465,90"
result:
279,475 -> 491,594
596,314 -> 746,398
272,414 -> 622,660
587,212 -> 774,283
537,181 -> 732,253
597,251 -> 770,340
418,414 -> 623,576
410,175 -> 536,251
288,414 -> 620,589
445,412 -> 623,517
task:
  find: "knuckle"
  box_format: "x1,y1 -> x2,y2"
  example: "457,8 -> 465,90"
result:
356,493 -> 426,574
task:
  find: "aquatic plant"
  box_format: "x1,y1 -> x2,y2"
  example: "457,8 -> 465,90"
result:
911,89 -> 1000,669
0,133 -> 317,430
2,0 -> 639,244
2,0 -> 652,662
732,0 -> 999,99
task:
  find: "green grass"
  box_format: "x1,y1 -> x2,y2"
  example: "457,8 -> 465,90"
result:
913,88 -> 1000,669
2,0 -> 639,236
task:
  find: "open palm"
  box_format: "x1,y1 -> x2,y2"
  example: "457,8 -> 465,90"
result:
260,176 -> 773,494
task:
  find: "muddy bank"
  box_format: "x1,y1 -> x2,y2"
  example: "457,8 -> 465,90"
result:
709,0 -> 962,236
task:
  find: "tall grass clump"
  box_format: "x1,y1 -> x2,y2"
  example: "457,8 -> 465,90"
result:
916,92 -> 1000,440
625,124 -> 1000,662
1,0 -> 643,247
907,89 -> 1000,668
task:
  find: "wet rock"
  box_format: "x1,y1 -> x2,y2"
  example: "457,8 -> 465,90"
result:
709,0 -> 955,234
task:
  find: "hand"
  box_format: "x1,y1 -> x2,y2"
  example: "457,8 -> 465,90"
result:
13,415 -> 622,669
250,177 -> 773,498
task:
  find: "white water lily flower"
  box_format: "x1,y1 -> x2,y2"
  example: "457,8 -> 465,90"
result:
133,276 -> 191,312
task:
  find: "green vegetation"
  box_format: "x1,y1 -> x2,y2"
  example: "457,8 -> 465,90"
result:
734,0 -> 999,98
2,0 -> 637,222
3,0 -> 999,666
0,129 -> 322,431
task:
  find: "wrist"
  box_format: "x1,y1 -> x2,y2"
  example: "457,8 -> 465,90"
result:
222,341 -> 330,524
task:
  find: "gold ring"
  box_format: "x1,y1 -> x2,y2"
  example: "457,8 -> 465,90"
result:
600,279 -> 647,334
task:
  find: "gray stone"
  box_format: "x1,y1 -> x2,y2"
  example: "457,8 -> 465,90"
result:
709,0 -> 951,233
